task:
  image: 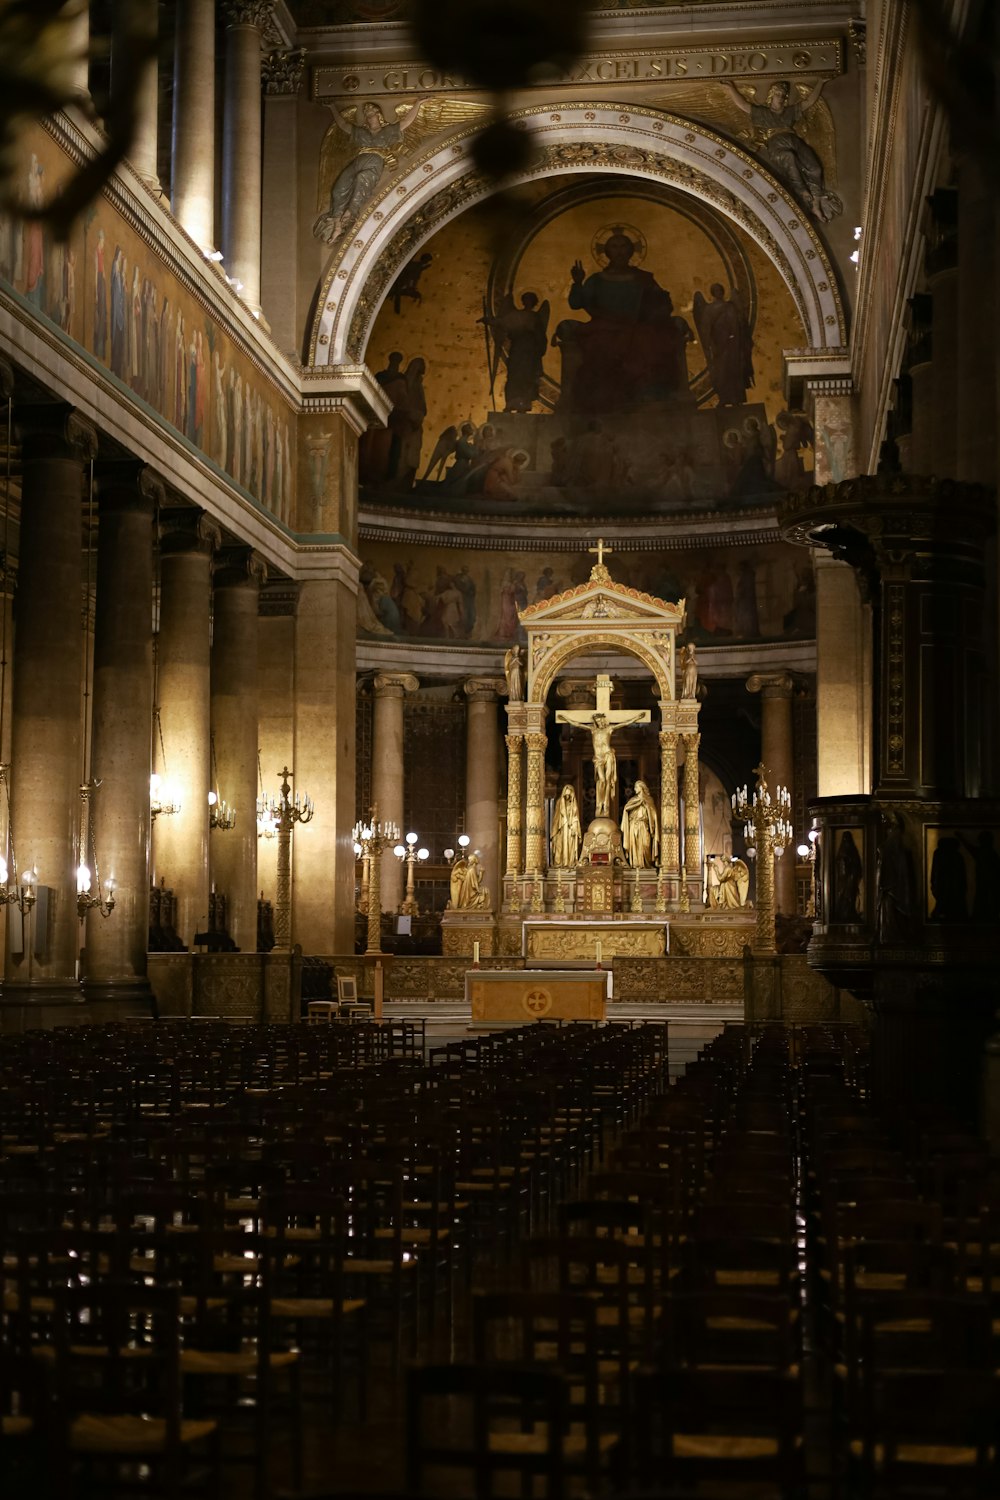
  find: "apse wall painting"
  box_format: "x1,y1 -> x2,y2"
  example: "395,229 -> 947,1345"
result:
0,126 -> 296,525
358,539 -> 815,646
359,181 -> 812,519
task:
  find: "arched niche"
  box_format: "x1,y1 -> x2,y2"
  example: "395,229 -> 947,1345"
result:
531,633 -> 672,708
309,101 -> 846,366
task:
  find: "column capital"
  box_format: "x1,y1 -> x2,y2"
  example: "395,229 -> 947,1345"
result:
683,730 -> 701,750
159,507 -> 223,557
263,47 -> 306,95
556,679 -> 595,709
222,1 -> 274,29
464,677 -> 505,703
17,404 -> 98,463
524,732 -> 548,753
96,461 -> 165,513
659,729 -> 678,749
746,671 -> 795,700
373,671 -> 418,699
214,545 -> 268,590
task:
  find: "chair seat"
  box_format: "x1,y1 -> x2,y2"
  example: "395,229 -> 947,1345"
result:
488,1426 -> 617,1458
673,1432 -> 785,1460
596,1303 -> 647,1328
271,1296 -> 366,1318
1,1414 -> 33,1437
4,1291 -> 55,1314
344,1257 -> 418,1273
374,1226 -> 449,1245
70,1413 -> 217,1454
849,1439 -> 982,1467
180,1346 -> 299,1375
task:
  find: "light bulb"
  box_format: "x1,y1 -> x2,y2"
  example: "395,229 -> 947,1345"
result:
77,863 -> 92,895
418,848 -> 429,860
208,790 -> 218,807
458,834 -> 470,849
393,844 -> 405,858
406,831 -> 417,846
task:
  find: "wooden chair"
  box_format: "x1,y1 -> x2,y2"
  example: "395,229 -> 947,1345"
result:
406,1361 -> 569,1500
49,1280 -> 220,1498
630,1365 -> 804,1497
852,1369 -> 1000,1497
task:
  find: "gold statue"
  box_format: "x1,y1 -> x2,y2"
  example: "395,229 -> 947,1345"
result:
681,642 -> 699,700
705,853 -> 750,909
503,644 -> 524,702
555,673 -> 650,817
550,785 -> 582,866
449,850 -> 490,910
620,779 -> 660,869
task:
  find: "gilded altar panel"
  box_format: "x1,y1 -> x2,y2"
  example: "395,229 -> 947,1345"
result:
614,955 -> 744,1003
525,924 -> 666,962
670,920 -> 753,958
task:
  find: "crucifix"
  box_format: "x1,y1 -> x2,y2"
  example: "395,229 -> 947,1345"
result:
589,537 -> 613,574
556,673 -> 650,817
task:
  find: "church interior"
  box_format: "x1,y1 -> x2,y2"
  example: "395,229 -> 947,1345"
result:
1,1 -> 999,1495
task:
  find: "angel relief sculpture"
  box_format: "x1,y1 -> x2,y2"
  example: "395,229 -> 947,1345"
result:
314,96 -> 489,247
723,78 -> 843,223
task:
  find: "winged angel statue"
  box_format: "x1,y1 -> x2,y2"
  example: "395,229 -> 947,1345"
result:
314,96 -> 489,246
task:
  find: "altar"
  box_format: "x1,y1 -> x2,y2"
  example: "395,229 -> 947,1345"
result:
467,968 -> 609,1023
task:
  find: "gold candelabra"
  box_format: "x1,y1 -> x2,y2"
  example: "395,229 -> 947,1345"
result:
76,780 -> 115,919
260,767 -> 315,951
353,805 -> 399,955
393,830 -> 429,917
732,762 -> 793,954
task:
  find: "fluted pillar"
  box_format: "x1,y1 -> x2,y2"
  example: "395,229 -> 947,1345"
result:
153,510 -> 220,946
83,465 -> 160,1009
6,408 -> 96,999
171,0 -> 217,250
747,672 -> 796,915
659,729 -> 679,884
372,672 -> 417,912
222,2 -> 272,313
63,1 -> 90,101
261,48 -> 305,355
504,729 -> 524,900
925,189 -> 959,477
112,0 -> 159,188
524,730 -> 548,880
464,678 -> 504,911
211,548 -> 266,951
956,158 -> 996,484
682,732 -> 701,899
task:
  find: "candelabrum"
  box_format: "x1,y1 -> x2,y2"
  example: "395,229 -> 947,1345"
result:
394,831 -> 429,916
260,767 -> 315,951
209,734 -> 236,831
76,780 -> 116,920
732,762 -> 793,954
0,765 -> 36,915
353,805 -> 400,955
796,827 -> 820,918
150,708 -> 182,820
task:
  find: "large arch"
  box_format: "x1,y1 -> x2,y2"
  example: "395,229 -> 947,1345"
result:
309,100 -> 846,366
530,633 -> 673,708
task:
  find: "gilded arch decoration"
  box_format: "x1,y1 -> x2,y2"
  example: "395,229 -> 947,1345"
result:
308,101 -> 846,367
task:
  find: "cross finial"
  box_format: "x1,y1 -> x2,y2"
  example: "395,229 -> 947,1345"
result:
588,538 -> 612,569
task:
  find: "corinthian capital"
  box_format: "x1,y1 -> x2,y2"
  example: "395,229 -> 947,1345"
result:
223,1 -> 274,30
263,47 -> 306,95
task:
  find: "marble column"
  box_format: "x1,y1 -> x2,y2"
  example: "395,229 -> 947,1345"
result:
747,671 -> 796,915
504,727 -> 524,900
292,573 -> 359,953
524,729 -> 548,880
84,464 -> 160,1009
255,581 -> 297,924
956,157 -> 996,485
682,732 -> 701,897
171,0 -> 216,250
63,1 -> 90,101
112,0 -> 159,188
371,673 -> 417,913
904,293 -> 935,476
925,188 -> 959,478
261,48 -> 305,356
211,548 -> 266,951
6,408 -> 96,999
658,728 -> 679,884
153,510 -> 220,947
222,1 -> 271,313
464,678 -> 504,910
807,381 -> 871,797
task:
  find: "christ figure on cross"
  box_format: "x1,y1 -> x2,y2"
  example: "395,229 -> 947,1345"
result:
556,673 -> 650,817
